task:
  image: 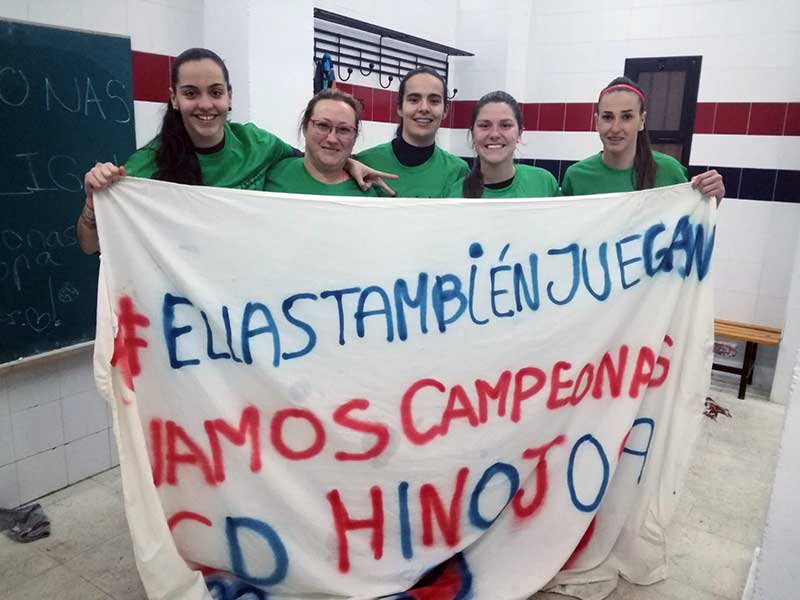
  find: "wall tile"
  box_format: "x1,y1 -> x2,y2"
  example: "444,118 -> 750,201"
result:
371,88 -> 392,124
131,51 -> 170,103
6,364 -> 60,414
538,103 -> 566,131
523,103 -> 539,131
748,103 -> 788,136
17,447 -> 67,504
133,99 -> 166,148
754,295 -> 789,329
58,351 -> 95,399
714,289 -> 758,322
774,170 -> 800,203
0,464 -> 19,508
451,100 -> 476,129
693,103 -> 716,134
759,256 -> 794,299
12,401 -> 65,460
739,168 -> 778,201
350,85 -> 373,122
785,103 -> 800,136
564,103 -> 593,132
534,159 -> 560,180
62,389 -> 109,443
65,431 -> 111,484
333,82 -> 352,95
714,103 -> 750,135
390,91 -> 401,125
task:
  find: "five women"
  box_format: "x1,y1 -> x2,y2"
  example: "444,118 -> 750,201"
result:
78,50 -> 725,255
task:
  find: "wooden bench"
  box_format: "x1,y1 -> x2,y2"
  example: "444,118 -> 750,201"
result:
712,319 -> 782,399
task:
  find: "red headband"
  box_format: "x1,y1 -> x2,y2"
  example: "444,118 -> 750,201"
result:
599,83 -> 645,104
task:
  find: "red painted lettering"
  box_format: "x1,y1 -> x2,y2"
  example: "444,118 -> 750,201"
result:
571,363 -> 594,406
474,370 -> 511,422
401,378 -> 445,445
204,405 -> 261,482
547,361 -> 574,409
333,399 -> 390,461
270,408 -> 326,460
629,346 -> 656,398
165,420 -> 216,486
511,367 -> 546,422
513,435 -> 566,518
440,385 -> 479,435
592,345 -> 628,399
420,467 -> 469,547
327,486 -> 384,573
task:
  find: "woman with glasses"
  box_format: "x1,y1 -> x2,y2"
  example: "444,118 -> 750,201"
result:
264,89 -> 377,197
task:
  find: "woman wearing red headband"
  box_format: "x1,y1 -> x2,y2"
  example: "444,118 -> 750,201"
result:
561,76 -> 724,202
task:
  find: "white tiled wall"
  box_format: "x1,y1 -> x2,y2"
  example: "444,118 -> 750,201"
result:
0,349 -> 115,506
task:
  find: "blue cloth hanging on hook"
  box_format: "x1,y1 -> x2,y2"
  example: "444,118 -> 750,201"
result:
314,52 -> 335,93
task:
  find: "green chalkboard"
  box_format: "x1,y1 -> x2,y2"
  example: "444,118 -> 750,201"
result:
0,20 -> 136,364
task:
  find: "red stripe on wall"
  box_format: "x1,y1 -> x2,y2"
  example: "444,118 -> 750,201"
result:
130,51 -> 799,137
131,51 -> 170,103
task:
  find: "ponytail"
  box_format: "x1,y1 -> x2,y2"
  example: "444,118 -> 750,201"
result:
154,106 -> 203,185
633,126 -> 656,190
462,159 -> 484,198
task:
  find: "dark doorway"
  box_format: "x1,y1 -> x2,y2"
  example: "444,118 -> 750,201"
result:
625,56 -> 702,166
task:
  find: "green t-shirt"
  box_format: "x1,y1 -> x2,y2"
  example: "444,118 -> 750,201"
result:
445,164 -> 559,199
124,121 -> 294,190
264,157 -> 378,197
354,142 -> 468,198
560,151 -> 688,196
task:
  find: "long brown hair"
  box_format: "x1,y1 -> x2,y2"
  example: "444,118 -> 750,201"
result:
154,48 -> 231,185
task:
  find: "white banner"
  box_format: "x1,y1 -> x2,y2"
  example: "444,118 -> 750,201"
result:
93,178 -> 715,600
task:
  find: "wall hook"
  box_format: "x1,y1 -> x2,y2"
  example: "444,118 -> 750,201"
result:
335,37 -> 352,81
357,50 -> 374,76
379,73 -> 394,89
448,88 -> 458,100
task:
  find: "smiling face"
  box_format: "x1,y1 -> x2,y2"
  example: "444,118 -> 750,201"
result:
169,58 -> 230,148
397,73 -> 447,146
596,90 -> 645,163
472,102 -> 521,168
303,99 -> 358,175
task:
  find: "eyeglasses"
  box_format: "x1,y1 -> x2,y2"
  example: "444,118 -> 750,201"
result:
308,119 -> 357,139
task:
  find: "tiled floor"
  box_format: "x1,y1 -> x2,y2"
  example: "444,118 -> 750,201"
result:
0,373 -> 785,600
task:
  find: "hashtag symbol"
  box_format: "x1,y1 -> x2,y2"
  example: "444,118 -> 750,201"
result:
111,296 -> 151,392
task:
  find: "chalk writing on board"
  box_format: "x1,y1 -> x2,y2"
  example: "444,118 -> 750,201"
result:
1,65 -> 131,123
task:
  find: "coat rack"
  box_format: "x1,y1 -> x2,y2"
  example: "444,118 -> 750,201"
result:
313,9 -> 473,99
